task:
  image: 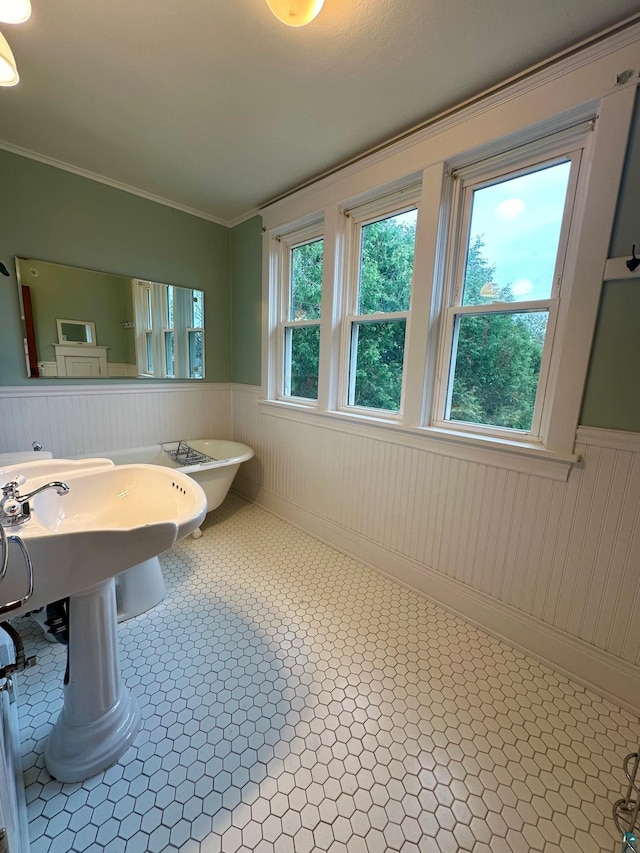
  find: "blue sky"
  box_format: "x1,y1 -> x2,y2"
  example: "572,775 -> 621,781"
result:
465,161 -> 571,302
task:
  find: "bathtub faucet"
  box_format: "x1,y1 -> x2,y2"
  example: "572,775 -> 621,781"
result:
0,480 -> 69,526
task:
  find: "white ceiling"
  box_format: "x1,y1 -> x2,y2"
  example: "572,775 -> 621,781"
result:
1,0 -> 639,225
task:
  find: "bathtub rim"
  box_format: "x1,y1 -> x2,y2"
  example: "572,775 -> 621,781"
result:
75,439 -> 254,475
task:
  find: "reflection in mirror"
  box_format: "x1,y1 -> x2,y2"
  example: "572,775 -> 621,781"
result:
15,258 -> 205,379
57,319 -> 96,345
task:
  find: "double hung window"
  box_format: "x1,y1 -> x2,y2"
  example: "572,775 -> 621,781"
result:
279,228 -> 324,401
134,281 -> 156,377
266,114 -> 604,466
133,281 -> 205,379
187,290 -> 205,379
343,197 -> 418,414
435,135 -> 584,440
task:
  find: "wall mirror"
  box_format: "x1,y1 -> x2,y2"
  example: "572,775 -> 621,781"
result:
57,319 -> 96,345
16,258 -> 205,380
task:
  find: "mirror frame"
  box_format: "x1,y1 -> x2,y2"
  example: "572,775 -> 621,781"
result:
56,319 -> 96,346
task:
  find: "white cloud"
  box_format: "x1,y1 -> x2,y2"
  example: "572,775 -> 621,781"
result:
494,198 -> 525,221
512,278 -> 534,296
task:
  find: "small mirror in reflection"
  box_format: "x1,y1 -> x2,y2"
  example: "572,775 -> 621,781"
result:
57,319 -> 95,345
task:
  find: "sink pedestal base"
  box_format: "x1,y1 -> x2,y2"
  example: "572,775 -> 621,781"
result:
44,578 -> 141,783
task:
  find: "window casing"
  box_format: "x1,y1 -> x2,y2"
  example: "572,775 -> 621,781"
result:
433,137 -> 585,443
263,93 -> 633,474
340,192 -> 420,417
133,281 -> 205,379
276,224 -> 324,403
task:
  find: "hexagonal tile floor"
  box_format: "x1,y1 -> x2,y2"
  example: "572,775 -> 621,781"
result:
13,494 -> 639,852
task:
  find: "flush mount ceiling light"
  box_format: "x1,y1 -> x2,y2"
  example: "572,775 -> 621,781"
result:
266,0 -> 324,27
0,0 -> 31,24
0,31 -> 18,85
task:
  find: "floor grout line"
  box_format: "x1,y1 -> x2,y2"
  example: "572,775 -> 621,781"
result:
13,493 -> 639,853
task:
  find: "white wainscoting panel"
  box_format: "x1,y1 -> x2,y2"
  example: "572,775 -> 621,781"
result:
232,385 -> 640,711
0,383 -> 232,457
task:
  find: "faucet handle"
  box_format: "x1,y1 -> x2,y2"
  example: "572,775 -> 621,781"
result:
0,482 -> 23,522
32,441 -> 43,452
1,480 -> 68,528
1,481 -> 20,498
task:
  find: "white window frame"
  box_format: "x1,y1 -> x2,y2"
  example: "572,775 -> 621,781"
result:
338,189 -> 421,419
274,221 -> 324,404
261,70 -> 637,478
431,129 -> 588,445
133,280 -> 205,379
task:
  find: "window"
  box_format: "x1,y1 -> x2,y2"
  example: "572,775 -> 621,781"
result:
162,285 -> 175,378
264,97 -> 630,472
343,199 -> 418,414
278,227 -> 324,401
135,281 -> 155,377
435,137 -> 583,441
133,281 -> 205,379
185,290 -> 205,379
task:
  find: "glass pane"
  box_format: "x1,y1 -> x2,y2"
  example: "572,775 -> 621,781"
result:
145,332 -> 153,373
358,209 -> 417,314
188,330 -> 204,379
350,320 -> 406,412
286,326 -> 320,399
285,326 -> 320,400
192,291 -> 204,327
448,311 -> 548,430
165,331 -> 175,377
167,286 -> 174,327
145,288 -> 152,328
291,239 -> 323,321
462,161 -> 571,306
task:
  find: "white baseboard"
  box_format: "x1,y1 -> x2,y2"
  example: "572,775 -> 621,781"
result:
107,363 -> 138,377
37,361 -> 58,377
233,475 -> 640,716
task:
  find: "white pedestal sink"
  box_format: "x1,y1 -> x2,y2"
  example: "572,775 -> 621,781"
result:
44,578 -> 143,782
0,457 -> 207,782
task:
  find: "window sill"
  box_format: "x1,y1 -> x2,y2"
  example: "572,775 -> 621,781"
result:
258,398 -> 579,481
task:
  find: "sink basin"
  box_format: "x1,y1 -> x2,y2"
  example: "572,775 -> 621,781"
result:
0,457 -> 207,782
0,458 -> 207,618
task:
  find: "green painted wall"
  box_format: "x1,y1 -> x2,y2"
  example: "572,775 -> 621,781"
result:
610,90 -> 640,259
223,102 -> 640,429
230,216 -> 263,386
581,90 -> 640,431
3,96 -> 639,427
581,279 -> 640,429
0,149 -> 231,385
223,97 -> 640,429
18,259 -> 133,366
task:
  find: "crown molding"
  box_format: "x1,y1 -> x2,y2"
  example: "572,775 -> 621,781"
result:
0,140 -> 232,227
2,14 -> 639,231
226,207 -> 263,229
261,14 -> 640,218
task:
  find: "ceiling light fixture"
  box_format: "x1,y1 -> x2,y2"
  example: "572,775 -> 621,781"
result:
0,0 -> 30,24
0,31 -> 18,85
266,0 -> 324,27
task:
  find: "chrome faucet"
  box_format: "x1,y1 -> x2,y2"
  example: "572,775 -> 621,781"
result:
0,480 -> 69,526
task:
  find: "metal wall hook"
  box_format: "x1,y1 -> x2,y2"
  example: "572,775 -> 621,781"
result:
626,244 -> 640,273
